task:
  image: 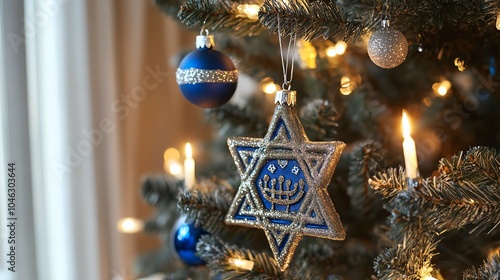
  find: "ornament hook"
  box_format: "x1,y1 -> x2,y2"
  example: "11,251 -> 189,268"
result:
196,25 -> 214,49
200,28 -> 209,36
277,16 -> 297,92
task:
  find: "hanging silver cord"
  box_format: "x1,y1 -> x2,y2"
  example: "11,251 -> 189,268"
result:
277,16 -> 297,90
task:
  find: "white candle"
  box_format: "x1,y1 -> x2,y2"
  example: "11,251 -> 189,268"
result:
402,110 -> 419,179
184,143 -> 195,189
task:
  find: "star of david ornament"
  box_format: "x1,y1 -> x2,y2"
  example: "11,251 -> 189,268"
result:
225,90 -> 346,271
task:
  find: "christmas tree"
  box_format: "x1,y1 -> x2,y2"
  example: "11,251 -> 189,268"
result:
135,0 -> 500,279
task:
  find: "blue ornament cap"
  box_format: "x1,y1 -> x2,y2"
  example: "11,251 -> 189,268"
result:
176,35 -> 238,108
172,215 -> 207,266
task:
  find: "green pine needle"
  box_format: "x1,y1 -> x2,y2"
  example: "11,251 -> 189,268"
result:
463,250 -> 500,280
197,235 -> 286,280
347,141 -> 386,221
177,178 -> 234,235
259,0 -> 364,41
374,233 -> 438,280
371,147 -> 500,279
178,0 -> 265,36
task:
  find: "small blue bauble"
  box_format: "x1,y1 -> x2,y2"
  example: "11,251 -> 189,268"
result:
171,215 -> 207,266
176,34 -> 238,108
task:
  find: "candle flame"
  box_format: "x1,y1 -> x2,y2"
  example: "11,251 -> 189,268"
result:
185,143 -> 193,159
402,110 -> 412,138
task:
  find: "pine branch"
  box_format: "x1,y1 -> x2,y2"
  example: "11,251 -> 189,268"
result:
196,235 -> 286,279
347,141 -> 386,221
414,147 -> 500,235
205,102 -> 268,138
154,0 -> 184,18
258,0 -> 500,67
463,250 -> 500,280
259,0 -> 364,41
178,0 -> 265,36
369,166 -> 407,202
292,242 -> 343,279
300,98 -> 340,141
177,178 -> 235,235
370,147 -> 500,279
141,174 -> 182,206
370,147 -> 500,243
140,175 -> 183,232
178,178 -> 266,244
438,147 -> 500,191
374,233 -> 438,280
214,34 -> 283,80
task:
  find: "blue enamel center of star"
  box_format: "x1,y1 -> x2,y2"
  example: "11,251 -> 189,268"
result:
254,159 -> 308,213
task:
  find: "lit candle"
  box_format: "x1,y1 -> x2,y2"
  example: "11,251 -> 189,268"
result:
184,143 -> 195,189
402,110 -> 419,179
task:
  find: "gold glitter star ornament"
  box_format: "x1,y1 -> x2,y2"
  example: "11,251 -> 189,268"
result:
225,90 -> 346,271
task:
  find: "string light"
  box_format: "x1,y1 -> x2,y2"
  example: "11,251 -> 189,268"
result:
432,79 -> 451,97
497,13 -> 500,30
340,76 -> 352,95
237,4 -> 260,21
117,217 -> 144,233
340,75 -> 359,95
297,40 -> 317,69
326,46 -> 337,57
326,41 -> 348,57
228,258 -> 254,270
454,57 -> 466,71
423,97 -> 432,107
334,41 -> 347,55
260,77 -> 279,94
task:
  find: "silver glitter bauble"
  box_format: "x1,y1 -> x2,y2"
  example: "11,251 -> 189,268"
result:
367,26 -> 408,69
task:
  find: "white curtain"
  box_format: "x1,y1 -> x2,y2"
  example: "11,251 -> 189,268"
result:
0,0 -> 210,280
0,0 -> 122,279
0,1 -> 36,280
24,0 -> 122,279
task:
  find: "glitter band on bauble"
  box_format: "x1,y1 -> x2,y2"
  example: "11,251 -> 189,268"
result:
176,68 -> 238,85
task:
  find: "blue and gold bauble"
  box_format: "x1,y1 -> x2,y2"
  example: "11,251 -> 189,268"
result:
176,31 -> 238,108
225,90 -> 346,271
171,215 -> 207,266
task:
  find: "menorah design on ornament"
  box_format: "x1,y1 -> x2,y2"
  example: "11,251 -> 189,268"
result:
258,174 -> 305,211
